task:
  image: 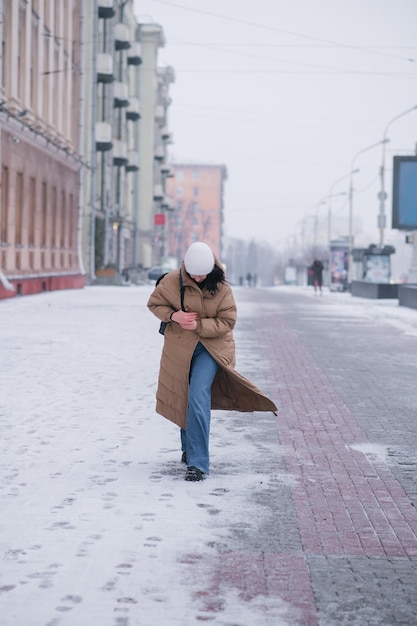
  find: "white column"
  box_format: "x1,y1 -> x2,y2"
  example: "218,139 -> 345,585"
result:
64,0 -> 73,144
35,0 -> 45,123
8,0 -> 19,107
45,0 -> 54,130
56,0 -> 64,137
23,0 -> 31,109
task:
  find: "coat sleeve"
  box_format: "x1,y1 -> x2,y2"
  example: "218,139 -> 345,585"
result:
147,274 -> 178,323
197,287 -> 237,338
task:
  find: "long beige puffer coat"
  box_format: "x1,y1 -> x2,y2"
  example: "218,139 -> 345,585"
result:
147,263 -> 277,429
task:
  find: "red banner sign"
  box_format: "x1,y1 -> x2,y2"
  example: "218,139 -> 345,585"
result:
154,213 -> 165,225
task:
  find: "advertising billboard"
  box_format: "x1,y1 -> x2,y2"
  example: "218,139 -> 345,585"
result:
392,156 -> 417,230
363,254 -> 390,282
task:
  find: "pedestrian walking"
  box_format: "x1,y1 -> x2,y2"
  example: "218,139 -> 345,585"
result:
311,259 -> 324,294
147,242 -> 277,482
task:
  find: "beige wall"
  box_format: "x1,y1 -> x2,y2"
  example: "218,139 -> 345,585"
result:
0,0 -> 82,279
1,129 -> 79,275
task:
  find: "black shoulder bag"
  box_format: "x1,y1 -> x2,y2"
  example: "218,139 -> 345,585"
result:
158,271 -> 186,335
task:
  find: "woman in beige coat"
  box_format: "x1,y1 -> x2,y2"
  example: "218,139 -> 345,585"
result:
147,242 -> 277,481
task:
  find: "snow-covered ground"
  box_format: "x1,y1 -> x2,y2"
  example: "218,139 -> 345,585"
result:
0,285 -> 293,626
0,284 -> 416,625
280,284 -> 417,338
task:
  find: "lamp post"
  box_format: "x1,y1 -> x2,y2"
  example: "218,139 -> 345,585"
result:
327,172 -> 358,249
378,104 -> 417,246
313,193 -> 347,249
348,139 -> 389,282
313,200 -> 326,248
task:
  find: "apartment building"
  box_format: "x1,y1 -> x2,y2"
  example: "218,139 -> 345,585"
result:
165,164 -> 228,265
0,0 -> 174,298
0,0 -> 84,299
81,0 -> 144,280
81,4 -> 174,279
137,24 -> 174,270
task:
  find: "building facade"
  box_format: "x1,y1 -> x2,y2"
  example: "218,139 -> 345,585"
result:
81,0 -> 143,281
81,4 -> 173,281
0,0 -> 84,299
137,24 -> 174,270
0,0 -> 175,298
165,164 -> 227,265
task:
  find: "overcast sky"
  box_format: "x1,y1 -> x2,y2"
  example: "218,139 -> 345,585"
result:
133,0 -> 417,248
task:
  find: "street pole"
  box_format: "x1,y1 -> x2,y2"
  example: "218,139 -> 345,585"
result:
378,105 -> 417,246
313,200 -> 326,248
348,139 -> 389,283
327,172 -> 357,249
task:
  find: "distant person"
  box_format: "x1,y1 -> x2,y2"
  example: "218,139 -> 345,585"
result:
246,272 -> 252,287
311,259 -> 324,294
147,242 -> 277,481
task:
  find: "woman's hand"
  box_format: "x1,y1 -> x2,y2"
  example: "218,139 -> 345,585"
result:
171,310 -> 198,331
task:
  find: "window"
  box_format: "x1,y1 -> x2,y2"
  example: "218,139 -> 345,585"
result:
176,170 -> 184,181
29,177 -> 36,246
192,169 -> 199,181
41,182 -> 47,247
60,190 -> 65,247
15,173 -> 24,246
176,186 -> 183,197
193,186 -> 199,196
1,167 -> 9,243
51,186 -> 57,247
69,193 -> 74,248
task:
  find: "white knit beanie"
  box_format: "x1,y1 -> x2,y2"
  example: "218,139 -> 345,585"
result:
184,242 -> 215,275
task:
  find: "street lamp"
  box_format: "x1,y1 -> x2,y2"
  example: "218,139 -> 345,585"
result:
313,200 -> 326,248
348,138 -> 389,280
378,104 -> 417,246
327,171 -> 358,248
313,194 -> 347,249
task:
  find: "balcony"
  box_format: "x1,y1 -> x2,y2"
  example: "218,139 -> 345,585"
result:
115,24 -> 130,51
97,53 -> 114,83
113,140 -> 128,166
127,42 -> 142,66
95,122 -> 112,151
126,150 -> 139,172
155,105 -> 165,121
161,164 -> 174,177
162,196 -> 174,211
126,97 -> 140,121
98,0 -> 115,18
160,125 -> 170,140
113,82 -> 129,108
154,146 -> 165,161
153,184 -> 164,201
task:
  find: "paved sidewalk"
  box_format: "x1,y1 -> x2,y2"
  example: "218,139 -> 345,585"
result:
238,286 -> 417,625
0,285 -> 416,625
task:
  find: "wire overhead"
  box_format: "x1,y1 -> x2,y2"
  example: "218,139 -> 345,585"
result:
149,0 -> 415,63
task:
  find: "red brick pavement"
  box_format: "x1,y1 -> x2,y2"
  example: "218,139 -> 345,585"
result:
188,294 -> 417,624
184,552 -> 318,624
267,313 -> 417,559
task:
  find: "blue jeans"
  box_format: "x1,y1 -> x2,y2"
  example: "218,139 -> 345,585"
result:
180,342 -> 219,474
